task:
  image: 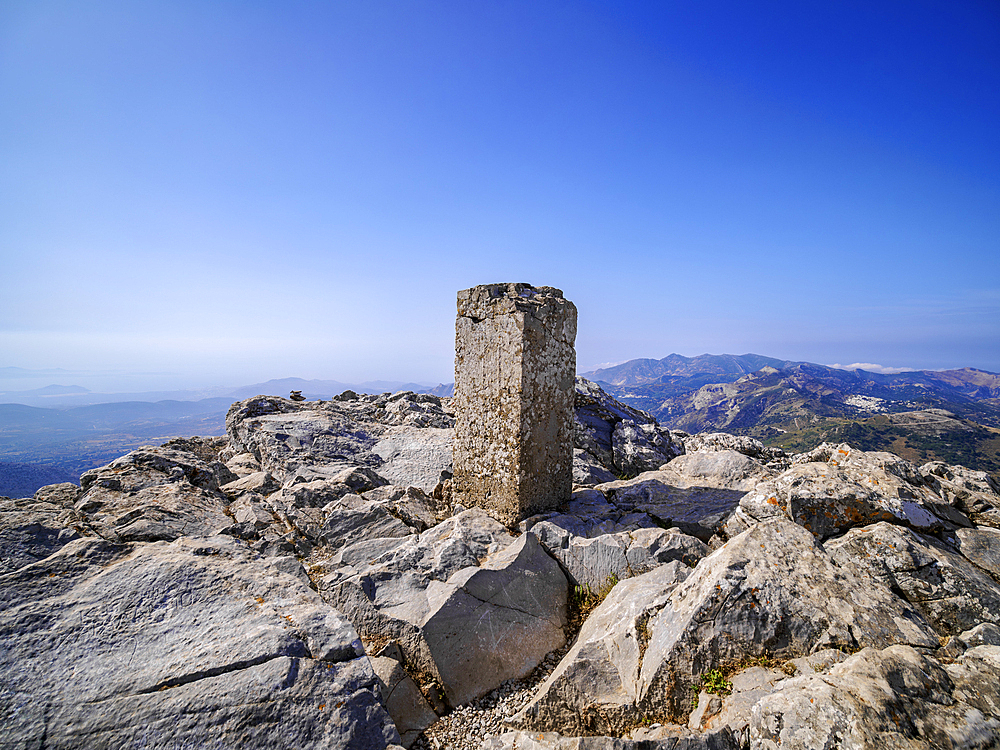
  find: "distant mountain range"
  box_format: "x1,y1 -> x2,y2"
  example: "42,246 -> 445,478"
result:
580,353 -> 797,386
583,354 -> 1000,481
4,357 -> 999,498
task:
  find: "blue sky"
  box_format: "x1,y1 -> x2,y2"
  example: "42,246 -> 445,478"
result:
2,0 -> 998,389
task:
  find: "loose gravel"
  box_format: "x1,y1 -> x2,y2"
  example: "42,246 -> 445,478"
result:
410,641 -> 573,750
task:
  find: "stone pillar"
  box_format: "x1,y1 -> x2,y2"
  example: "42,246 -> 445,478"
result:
453,283 -> 578,525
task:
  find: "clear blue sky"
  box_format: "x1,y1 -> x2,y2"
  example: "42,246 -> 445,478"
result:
2,0 -> 998,388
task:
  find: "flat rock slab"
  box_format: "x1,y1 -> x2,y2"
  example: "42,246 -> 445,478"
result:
372,426 -> 453,492
0,534 -> 398,749
75,446 -> 236,543
0,496 -> 80,575
750,645 -> 1000,749
826,522 -> 1000,635
225,394 -> 454,487
597,472 -> 749,542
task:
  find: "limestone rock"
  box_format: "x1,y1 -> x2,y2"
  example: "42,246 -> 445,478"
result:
373,426 -> 453,492
750,644 -> 1000,749
75,445 -> 235,543
638,518 -> 938,721
225,451 -> 262,476
529,493 -> 707,589
0,495 -> 80,575
320,510 -> 567,707
680,433 -> 786,467
574,377 -> 666,478
316,492 -> 416,551
597,454 -> 760,542
921,461 -> 1000,528
422,532 -> 567,706
370,655 -> 438,747
735,444 -> 956,540
32,481 -> 81,507
0,534 -> 399,749
695,664 -> 792,739
949,526 -> 1000,580
514,561 -> 691,736
220,470 -> 281,498
573,448 -> 617,486
826,522 -> 1000,634
225,393 -> 453,487
482,728 -> 738,749
611,420 -> 683,477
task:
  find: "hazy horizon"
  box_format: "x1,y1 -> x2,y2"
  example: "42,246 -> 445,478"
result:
2,349 -> 997,398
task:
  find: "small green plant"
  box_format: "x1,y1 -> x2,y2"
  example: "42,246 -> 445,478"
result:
699,669 -> 732,696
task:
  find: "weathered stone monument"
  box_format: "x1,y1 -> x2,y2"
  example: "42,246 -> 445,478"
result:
453,283 -> 577,525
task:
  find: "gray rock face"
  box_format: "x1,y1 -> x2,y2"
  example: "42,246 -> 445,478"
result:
826,522 -> 1000,634
515,562 -> 692,736
225,392 -> 454,487
483,728 -> 738,749
680,433 -> 786,467
75,445 -> 236,542
638,518 -> 938,721
611,420 -> 683,477
519,518 -> 939,734
0,534 -> 399,749
950,526 -> 1000,580
423,532 -> 567,706
371,654 -> 438,747
922,461 -> 1000,528
319,509 -> 568,708
527,490 -> 708,589
573,448 -> 617,486
574,377 -> 680,481
734,443 -> 958,540
0,494 -> 80,575
750,645 -> 1000,749
453,284 -> 577,525
373,426 -> 454,492
596,451 -> 764,542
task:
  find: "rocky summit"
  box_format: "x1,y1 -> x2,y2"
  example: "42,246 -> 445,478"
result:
2,380 -> 1000,748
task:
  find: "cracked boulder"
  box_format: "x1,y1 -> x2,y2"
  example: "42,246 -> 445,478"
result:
732,444 -> 962,541
638,518 -> 938,722
527,491 -> 708,589
514,561 -> 692,736
74,445 -> 237,543
948,526 -> 1000,581
370,655 -> 438,747
750,644 -> 1000,749
921,461 -> 1000,529
611,420 -> 683,477
319,510 -> 568,707
574,378 -> 657,475
0,492 -> 81,575
826,522 -> 1000,635
0,534 -> 399,749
